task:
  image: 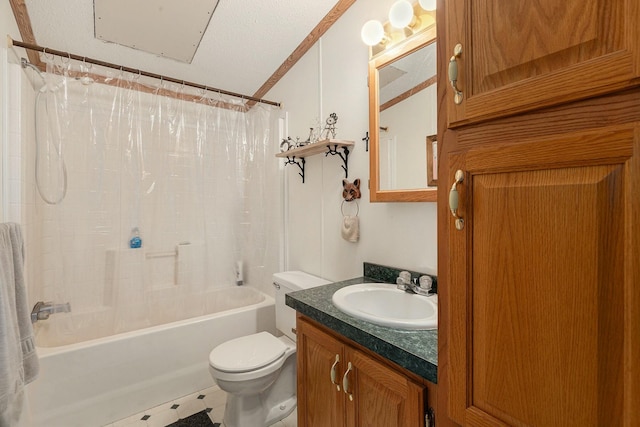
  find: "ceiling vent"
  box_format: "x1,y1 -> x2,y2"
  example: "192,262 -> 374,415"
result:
94,0 -> 219,63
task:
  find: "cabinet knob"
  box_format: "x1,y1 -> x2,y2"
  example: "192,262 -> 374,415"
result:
449,170 -> 465,230
448,44 -> 464,105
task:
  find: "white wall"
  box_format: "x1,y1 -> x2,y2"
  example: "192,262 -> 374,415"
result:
1,1 -> 22,222
267,0 -> 438,282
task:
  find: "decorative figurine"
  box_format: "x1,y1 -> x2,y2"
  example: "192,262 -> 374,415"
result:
280,112 -> 338,151
280,137 -> 294,152
322,113 -> 338,139
342,178 -> 361,201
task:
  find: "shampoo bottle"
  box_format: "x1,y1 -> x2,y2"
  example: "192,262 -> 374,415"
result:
129,227 -> 142,249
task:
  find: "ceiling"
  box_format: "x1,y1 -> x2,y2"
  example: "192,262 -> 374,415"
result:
21,0 -> 347,101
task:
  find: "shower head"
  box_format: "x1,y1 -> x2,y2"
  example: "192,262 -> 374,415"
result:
21,57 -> 93,91
20,57 -> 54,93
21,58 -> 44,78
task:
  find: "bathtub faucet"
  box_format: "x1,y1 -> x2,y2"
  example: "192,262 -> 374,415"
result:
31,301 -> 71,323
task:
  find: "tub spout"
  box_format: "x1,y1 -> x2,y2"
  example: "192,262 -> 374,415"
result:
31,301 -> 71,323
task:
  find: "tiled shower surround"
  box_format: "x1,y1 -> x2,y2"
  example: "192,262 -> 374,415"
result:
7,61 -> 281,341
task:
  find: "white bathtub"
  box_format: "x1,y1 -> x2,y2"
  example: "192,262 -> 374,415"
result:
27,286 -> 276,427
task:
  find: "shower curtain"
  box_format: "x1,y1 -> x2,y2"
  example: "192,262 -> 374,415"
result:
29,57 -> 280,343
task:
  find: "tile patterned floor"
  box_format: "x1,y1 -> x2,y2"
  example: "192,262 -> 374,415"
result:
103,385 -> 297,427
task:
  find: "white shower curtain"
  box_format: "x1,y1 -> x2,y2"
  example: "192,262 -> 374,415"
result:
29,57 -> 280,343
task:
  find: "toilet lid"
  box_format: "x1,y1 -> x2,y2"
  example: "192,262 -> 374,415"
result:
209,332 -> 286,373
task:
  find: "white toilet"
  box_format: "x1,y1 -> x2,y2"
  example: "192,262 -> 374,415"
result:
208,271 -> 330,427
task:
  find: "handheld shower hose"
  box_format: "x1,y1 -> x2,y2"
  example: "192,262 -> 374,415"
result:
21,58 -> 68,205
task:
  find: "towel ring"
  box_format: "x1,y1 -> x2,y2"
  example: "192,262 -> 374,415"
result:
341,200 -> 359,217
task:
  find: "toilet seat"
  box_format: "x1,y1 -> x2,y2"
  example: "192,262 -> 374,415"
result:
209,332 -> 287,375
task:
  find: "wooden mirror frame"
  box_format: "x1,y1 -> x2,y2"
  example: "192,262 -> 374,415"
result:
368,27 -> 438,202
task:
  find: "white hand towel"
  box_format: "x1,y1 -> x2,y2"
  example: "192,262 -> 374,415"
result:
0,223 -> 39,426
341,216 -> 359,243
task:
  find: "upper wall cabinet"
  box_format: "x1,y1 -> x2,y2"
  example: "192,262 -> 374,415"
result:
445,0 -> 640,127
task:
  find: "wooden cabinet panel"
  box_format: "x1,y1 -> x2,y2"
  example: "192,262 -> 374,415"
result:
446,124 -> 637,426
445,0 -> 640,126
297,318 -> 345,427
347,348 -> 424,427
297,316 -> 427,427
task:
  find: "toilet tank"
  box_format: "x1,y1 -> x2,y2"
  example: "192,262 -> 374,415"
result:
273,271 -> 331,341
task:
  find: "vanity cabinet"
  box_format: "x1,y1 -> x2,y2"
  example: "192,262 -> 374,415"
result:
445,0 -> 640,127
296,316 -> 427,427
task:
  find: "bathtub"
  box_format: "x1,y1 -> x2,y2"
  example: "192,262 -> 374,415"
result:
27,286 -> 276,427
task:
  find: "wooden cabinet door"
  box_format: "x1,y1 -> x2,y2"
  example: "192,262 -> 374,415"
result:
445,0 -> 640,126
297,317 -> 346,427
344,347 -> 425,427
446,124 -> 639,426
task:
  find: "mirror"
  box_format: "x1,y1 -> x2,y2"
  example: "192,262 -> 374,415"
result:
369,28 -> 437,202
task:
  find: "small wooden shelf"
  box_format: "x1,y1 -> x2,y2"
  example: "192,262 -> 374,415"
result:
275,139 -> 354,158
276,139 -> 355,183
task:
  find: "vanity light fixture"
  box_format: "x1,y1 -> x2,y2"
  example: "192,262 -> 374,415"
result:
361,0 -> 436,56
361,20 -> 387,46
388,0 -> 415,29
418,0 -> 437,12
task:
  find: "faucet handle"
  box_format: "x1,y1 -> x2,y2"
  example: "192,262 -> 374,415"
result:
397,271 -> 411,290
418,275 -> 433,291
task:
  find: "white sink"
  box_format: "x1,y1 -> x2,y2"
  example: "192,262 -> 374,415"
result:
332,283 -> 437,330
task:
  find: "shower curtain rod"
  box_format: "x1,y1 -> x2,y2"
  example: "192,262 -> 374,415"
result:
11,38 -> 281,107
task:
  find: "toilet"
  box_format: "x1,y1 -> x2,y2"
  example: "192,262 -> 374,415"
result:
208,271 -> 330,427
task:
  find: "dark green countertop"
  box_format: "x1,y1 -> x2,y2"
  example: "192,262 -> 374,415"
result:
286,276 -> 438,383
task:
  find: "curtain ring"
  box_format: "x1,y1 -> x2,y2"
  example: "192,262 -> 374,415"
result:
341,200 -> 359,217
82,57 -> 93,75
41,47 -> 47,64
199,86 -> 208,101
42,47 -> 53,62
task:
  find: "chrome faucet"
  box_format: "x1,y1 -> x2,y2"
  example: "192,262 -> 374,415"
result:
396,271 -> 435,296
31,301 -> 71,323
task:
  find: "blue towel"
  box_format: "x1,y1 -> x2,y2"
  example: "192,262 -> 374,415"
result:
0,223 -> 38,426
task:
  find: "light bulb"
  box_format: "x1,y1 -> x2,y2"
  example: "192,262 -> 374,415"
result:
389,0 -> 414,29
361,20 -> 385,46
419,0 -> 437,11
